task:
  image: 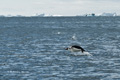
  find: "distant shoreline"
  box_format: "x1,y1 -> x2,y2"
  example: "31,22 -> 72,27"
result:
0,16 -> 120,18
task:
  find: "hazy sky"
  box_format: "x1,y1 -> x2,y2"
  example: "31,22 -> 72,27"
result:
0,0 -> 120,16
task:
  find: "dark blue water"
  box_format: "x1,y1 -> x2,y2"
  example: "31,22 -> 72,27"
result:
0,17 -> 120,80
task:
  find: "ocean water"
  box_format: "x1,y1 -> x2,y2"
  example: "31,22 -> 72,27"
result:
0,17 -> 120,80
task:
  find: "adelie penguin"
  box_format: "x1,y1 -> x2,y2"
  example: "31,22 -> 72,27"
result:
65,45 -> 85,53
65,45 -> 92,56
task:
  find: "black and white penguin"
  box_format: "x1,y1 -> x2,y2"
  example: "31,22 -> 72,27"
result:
65,45 -> 92,56
65,45 -> 85,53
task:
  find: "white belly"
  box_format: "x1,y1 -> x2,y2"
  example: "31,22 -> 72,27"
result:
70,48 -> 81,52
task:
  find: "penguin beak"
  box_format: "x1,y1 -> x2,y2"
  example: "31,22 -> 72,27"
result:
65,48 -> 68,50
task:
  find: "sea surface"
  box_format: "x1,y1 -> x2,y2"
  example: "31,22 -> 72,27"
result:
0,17 -> 120,80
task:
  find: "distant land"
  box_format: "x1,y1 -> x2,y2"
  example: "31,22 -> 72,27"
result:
0,12 -> 119,17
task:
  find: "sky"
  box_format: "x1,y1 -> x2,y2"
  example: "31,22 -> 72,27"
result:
0,0 -> 120,16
